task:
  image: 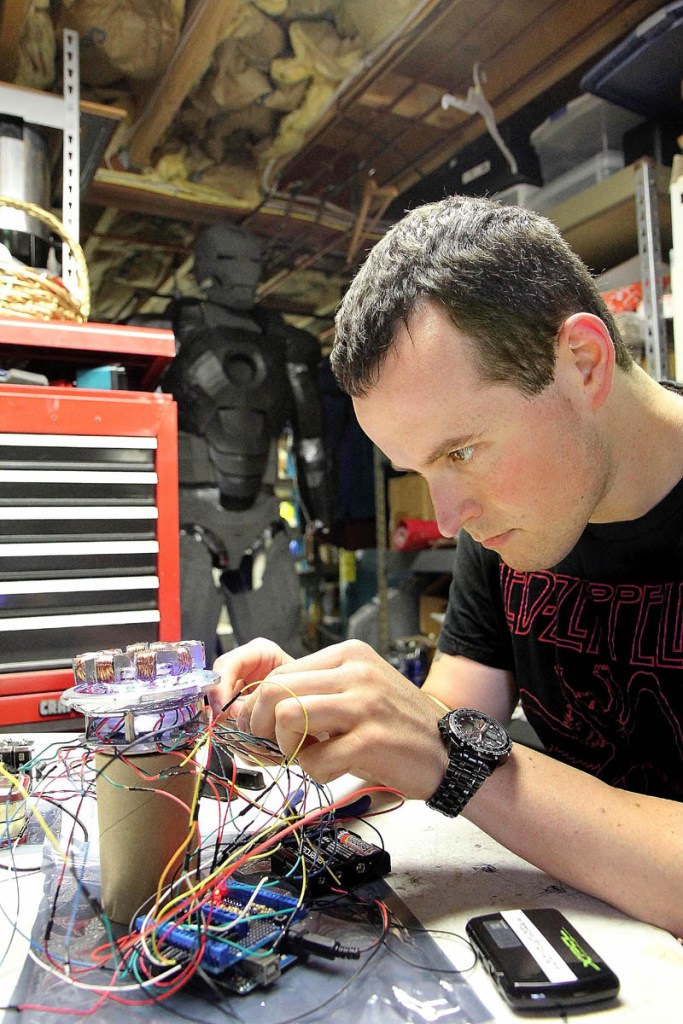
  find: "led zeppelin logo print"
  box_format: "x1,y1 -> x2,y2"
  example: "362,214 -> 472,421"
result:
499,566 -> 683,799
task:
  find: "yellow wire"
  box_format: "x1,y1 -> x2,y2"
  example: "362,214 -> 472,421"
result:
135,689 -> 324,958
0,762 -> 68,863
229,677 -> 312,765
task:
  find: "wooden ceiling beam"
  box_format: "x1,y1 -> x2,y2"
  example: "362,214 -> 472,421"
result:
344,0 -> 668,197
125,0 -> 242,168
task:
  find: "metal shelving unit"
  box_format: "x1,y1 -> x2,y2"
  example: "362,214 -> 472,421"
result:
542,158 -> 672,378
0,30 -> 81,294
0,32 -> 125,289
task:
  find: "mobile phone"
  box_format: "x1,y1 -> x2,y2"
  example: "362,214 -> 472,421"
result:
466,908 -> 620,1012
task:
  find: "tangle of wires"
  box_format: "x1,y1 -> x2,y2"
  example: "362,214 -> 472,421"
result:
0,712 -> 442,1020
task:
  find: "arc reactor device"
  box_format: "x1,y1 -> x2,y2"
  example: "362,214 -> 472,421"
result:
61,640 -> 218,752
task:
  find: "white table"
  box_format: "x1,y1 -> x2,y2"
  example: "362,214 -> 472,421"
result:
354,794 -> 683,1022
1,735 -> 682,1021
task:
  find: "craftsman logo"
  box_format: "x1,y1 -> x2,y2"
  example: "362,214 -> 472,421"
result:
560,927 -> 601,971
39,699 -> 72,717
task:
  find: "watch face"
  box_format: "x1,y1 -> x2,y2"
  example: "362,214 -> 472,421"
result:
451,709 -> 511,755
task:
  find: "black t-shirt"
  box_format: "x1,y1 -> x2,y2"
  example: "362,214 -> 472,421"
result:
438,477 -> 683,800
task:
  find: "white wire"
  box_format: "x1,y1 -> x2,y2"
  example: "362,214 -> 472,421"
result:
27,946 -> 184,993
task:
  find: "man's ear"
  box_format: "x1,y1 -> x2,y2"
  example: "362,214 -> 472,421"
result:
557,312 -> 615,410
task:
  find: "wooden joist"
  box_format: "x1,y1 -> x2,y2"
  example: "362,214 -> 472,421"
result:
126,0 -> 242,167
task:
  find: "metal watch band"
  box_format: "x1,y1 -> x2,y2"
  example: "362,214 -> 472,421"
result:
426,746 -> 494,818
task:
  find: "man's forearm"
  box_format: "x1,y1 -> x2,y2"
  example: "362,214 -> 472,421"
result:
463,744 -> 683,937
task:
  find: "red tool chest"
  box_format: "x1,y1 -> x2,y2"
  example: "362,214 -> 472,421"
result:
0,318 -> 180,726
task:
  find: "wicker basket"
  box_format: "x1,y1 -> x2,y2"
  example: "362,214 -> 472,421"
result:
0,195 -> 90,322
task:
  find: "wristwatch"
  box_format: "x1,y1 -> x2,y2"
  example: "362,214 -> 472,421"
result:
427,708 -> 512,818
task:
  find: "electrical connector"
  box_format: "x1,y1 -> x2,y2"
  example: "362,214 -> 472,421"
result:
240,953 -> 282,986
281,924 -> 360,961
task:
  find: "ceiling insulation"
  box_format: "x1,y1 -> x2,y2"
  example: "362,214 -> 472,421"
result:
1,0 -> 672,335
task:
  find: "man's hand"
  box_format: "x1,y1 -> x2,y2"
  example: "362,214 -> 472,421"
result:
212,638 -> 447,798
211,637 -> 294,717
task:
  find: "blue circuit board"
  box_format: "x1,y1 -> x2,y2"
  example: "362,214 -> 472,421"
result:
137,880 -> 308,991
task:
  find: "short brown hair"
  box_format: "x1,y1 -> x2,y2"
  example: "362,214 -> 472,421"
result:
332,195 -> 631,397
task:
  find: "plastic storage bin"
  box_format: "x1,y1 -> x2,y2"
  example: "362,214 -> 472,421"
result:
493,182 -> 541,207
526,150 -> 624,214
530,93 -> 643,183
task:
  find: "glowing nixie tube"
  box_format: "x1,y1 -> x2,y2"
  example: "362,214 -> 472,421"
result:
61,640 -> 218,752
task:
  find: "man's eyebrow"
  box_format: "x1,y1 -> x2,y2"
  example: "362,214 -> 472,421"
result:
424,435 -> 476,467
389,435 -> 476,474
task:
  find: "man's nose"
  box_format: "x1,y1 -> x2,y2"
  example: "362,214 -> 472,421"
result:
428,477 -> 481,538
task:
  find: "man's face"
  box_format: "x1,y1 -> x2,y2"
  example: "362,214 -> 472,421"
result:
353,301 -> 612,572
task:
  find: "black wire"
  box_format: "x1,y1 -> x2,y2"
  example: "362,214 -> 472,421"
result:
43,798 -> 103,956
271,917 -> 388,1024
6,732 -> 477,1023
135,890 -> 390,1024
384,923 -> 478,975
37,793 -> 90,845
336,811 -> 386,853
0,861 -> 40,873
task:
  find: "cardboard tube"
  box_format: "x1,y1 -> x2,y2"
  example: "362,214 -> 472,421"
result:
95,750 -> 200,926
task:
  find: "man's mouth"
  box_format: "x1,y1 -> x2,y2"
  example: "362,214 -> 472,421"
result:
479,529 -> 514,549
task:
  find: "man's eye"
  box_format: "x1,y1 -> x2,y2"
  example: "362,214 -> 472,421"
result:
448,445 -> 475,463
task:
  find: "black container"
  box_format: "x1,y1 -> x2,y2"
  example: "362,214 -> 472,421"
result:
623,118 -> 681,168
391,123 -> 542,212
581,1 -> 683,120
0,115 -> 52,268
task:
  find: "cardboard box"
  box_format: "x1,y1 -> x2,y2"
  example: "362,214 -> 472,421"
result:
388,473 -> 435,546
419,575 -> 451,637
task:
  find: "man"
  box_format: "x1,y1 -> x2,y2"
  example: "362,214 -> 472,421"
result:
212,195 -> 683,937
